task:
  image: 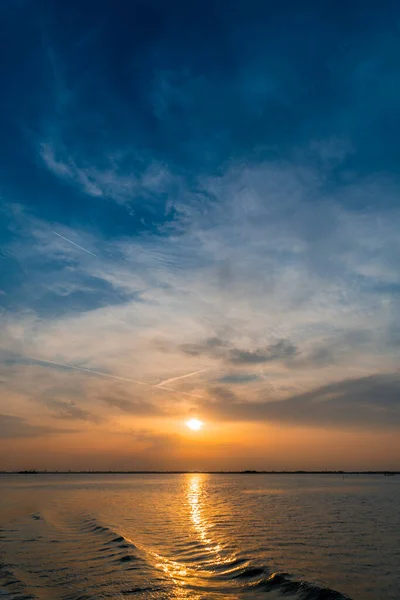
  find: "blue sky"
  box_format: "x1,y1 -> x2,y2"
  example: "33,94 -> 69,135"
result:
1,0 -> 400,470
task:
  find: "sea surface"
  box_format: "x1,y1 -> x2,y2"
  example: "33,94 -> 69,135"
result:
0,474 -> 399,600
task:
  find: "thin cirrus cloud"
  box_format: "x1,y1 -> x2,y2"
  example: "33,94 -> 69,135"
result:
0,1 -> 400,467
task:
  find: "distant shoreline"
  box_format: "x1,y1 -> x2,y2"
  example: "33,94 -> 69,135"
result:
0,470 -> 398,475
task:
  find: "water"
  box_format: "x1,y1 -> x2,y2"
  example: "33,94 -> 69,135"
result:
0,474 -> 399,600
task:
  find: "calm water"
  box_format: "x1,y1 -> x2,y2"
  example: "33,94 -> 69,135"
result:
0,474 -> 399,600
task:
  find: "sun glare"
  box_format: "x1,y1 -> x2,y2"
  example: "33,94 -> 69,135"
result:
186,418 -> 204,431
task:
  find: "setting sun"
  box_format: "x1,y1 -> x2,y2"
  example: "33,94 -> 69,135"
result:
186,418 -> 204,431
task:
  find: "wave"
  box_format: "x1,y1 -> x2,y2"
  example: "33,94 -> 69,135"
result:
0,513 -> 351,600
253,572 -> 350,599
74,516 -> 352,599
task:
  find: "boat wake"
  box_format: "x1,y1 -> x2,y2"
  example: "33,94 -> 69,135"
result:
0,512 -> 351,600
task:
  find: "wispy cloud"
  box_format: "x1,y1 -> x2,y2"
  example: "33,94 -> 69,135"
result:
40,141 -> 175,208
40,143 -> 104,198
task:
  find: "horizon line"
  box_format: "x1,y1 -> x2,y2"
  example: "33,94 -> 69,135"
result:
1,470 -> 398,475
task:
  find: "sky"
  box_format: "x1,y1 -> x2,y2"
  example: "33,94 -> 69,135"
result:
1,0 -> 400,471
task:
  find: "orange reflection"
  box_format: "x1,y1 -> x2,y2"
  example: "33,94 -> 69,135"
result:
187,474 -> 232,566
144,474 -> 236,596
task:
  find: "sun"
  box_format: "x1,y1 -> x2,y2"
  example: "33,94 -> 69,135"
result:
186,418 -> 204,431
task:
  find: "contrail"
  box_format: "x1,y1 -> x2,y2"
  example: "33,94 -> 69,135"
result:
52,231 -> 97,257
156,369 -> 206,388
29,357 -> 204,398
28,357 -> 147,386
156,385 -> 204,399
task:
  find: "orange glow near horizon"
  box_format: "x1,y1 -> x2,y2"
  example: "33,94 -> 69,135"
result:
1,412 -> 400,472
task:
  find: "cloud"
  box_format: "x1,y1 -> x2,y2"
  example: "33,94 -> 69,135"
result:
293,329 -> 376,368
216,373 -> 260,384
40,143 -> 103,198
101,390 -> 165,416
180,337 -> 227,358
48,400 -> 101,422
201,374 -> 400,430
2,160 -> 400,443
39,141 -> 176,208
0,414 -> 77,439
128,429 -> 180,453
181,337 -> 298,365
228,340 -> 298,365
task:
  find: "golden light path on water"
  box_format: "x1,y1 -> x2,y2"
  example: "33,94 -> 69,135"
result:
187,474 -> 236,566
149,474 -> 237,597
188,475 -> 221,554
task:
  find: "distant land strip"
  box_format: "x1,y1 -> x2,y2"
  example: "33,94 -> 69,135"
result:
0,470 -> 398,475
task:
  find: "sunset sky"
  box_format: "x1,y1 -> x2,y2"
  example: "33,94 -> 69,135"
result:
1,0 -> 400,471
